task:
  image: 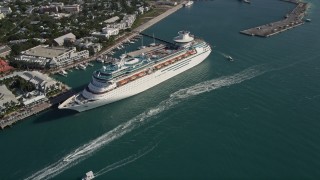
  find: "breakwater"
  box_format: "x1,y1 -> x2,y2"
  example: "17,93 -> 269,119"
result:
240,0 -> 308,37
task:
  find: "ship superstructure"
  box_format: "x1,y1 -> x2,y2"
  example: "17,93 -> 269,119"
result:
59,31 -> 212,112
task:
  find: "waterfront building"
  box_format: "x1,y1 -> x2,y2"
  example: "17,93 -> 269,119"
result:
0,45 -> 11,58
105,14 -> 136,30
22,93 -> 47,106
92,27 -> 120,39
18,71 -> 59,92
15,45 -> 89,68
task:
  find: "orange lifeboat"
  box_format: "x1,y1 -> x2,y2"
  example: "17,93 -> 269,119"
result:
138,72 -> 146,77
119,79 -> 128,85
156,65 -> 162,69
130,75 -> 137,80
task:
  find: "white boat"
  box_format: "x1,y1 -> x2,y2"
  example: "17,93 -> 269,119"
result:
226,55 -> 233,61
184,0 -> 194,7
59,31 -> 212,112
88,63 -> 94,67
79,64 -> 86,70
58,70 -> 67,77
243,0 -> 251,4
82,171 -> 94,180
138,45 -> 146,50
96,57 -> 104,63
305,18 -> 311,22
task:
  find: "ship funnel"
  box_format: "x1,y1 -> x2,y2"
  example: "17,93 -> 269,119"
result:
173,31 -> 194,43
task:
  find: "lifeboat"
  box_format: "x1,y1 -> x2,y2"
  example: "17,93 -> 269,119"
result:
164,61 -> 170,66
156,65 -> 162,69
130,76 -> 137,80
118,79 -> 128,85
138,72 -> 146,77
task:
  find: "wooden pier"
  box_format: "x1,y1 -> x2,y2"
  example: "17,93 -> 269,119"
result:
240,0 -> 308,37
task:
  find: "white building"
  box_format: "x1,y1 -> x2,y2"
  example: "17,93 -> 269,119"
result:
138,7 -> 144,14
121,14 -> 136,28
15,45 -> 89,68
18,71 -> 60,93
54,33 -> 76,46
104,16 -> 119,24
102,27 -> 119,36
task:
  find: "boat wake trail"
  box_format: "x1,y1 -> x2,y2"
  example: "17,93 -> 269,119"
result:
94,142 -> 159,177
25,65 -> 267,180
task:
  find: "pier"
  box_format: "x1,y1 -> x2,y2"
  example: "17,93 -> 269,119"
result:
139,33 -> 176,45
240,0 -> 308,37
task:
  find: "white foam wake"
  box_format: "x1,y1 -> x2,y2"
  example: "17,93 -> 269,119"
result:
25,66 -> 266,180
94,142 -> 158,177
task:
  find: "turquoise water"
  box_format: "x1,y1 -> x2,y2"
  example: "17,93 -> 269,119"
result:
1,0 -> 320,179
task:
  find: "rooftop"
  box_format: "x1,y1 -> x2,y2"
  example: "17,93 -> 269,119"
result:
0,45 -> 11,54
23,45 -> 71,58
54,32 -> 76,45
104,16 -> 119,23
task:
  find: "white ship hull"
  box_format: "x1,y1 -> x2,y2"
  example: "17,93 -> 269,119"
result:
60,48 -> 211,112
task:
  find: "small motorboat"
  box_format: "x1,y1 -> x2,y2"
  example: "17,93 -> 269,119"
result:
226,55 -> 233,61
82,171 -> 95,180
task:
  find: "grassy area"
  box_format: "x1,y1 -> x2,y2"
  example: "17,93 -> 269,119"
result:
131,8 -> 168,29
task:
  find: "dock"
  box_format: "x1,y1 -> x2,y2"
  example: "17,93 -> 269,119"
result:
139,33 -> 176,46
240,0 -> 308,37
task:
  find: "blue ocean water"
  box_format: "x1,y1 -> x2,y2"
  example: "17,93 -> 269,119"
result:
0,0 -> 320,179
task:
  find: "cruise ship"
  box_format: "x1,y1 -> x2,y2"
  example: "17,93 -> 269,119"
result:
59,31 -> 212,112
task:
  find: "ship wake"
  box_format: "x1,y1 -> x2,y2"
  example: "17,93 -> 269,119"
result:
25,65 -> 267,180
94,142 -> 159,178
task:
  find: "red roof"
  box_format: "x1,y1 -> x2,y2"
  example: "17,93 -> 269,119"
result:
0,59 -> 14,73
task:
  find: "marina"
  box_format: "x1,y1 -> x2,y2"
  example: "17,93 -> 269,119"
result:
240,0 -> 308,37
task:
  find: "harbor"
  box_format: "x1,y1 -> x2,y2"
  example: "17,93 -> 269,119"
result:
49,2 -> 184,75
1,0 -> 320,179
0,2 -> 185,129
240,0 -> 308,37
